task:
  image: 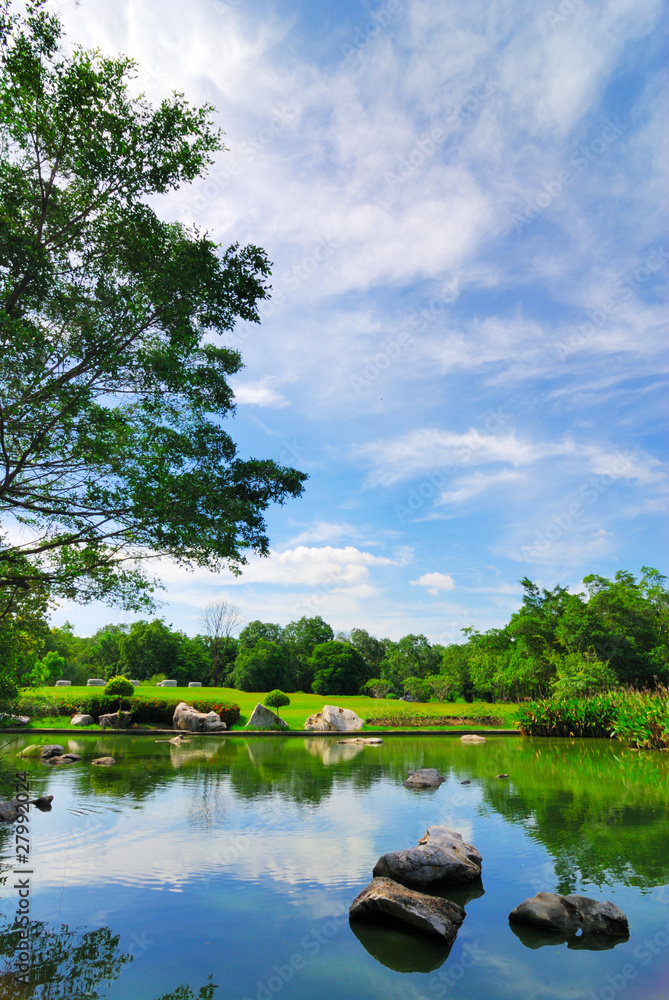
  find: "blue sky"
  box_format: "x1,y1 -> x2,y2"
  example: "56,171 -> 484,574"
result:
48,0 -> 667,641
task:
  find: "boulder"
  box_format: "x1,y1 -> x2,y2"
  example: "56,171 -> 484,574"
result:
0,801 -> 21,823
39,744 -> 65,759
92,757 -> 116,767
16,744 -> 44,759
349,877 -> 465,943
99,711 -> 133,729
403,768 -> 445,788
509,892 -> 628,937
188,681 -> 202,688
55,679 -> 71,686
460,735 -> 486,744
373,826 -> 482,887
336,737 -> 383,745
246,703 -> 288,730
0,713 -> 29,725
304,705 -> 364,732
70,714 -> 94,727
46,753 -> 82,765
130,680 -> 140,686
173,701 -> 227,733
564,895 -> 629,937
162,680 -> 177,687
87,678 -> 105,686
31,795 -> 53,811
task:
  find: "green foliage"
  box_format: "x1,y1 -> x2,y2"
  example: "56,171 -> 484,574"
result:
103,675 -> 135,698
238,620 -> 284,649
549,650 -> 618,699
264,689 -> 290,717
380,634 -> 442,689
0,2 -> 306,619
348,628 -> 390,683
362,678 -> 391,698
365,707 -> 503,727
15,690 -> 241,728
402,675 -> 431,701
426,673 -> 456,702
310,640 -> 366,696
386,692 -> 398,699
29,649 -> 65,687
283,616 -> 334,691
233,639 -> 289,692
516,694 -> 618,738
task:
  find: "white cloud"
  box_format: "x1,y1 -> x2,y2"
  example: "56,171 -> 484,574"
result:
411,572 -> 456,595
231,378 -> 289,408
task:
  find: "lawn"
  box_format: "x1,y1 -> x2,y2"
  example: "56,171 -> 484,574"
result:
17,686 -> 520,731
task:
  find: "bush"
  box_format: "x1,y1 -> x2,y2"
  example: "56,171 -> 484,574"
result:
386,692 -> 398,700
15,692 -> 241,729
362,678 -> 391,699
103,676 -> 135,698
549,652 -> 618,700
310,641 -> 366,695
264,690 -> 290,715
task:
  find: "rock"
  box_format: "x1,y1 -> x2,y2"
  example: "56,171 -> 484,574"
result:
162,680 -> 177,687
169,735 -> 190,745
0,801 -> 21,823
16,744 -> 44,759
31,795 -> 53,811
46,753 -> 81,765
246,703 -> 288,730
55,679 -> 71,686
496,773 -> 509,778
188,681 -> 202,688
0,713 -> 29,725
336,737 -> 383,745
70,714 -> 94,726
39,744 -> 65,759
349,877 -> 465,943
92,757 -> 116,766
172,701 -> 227,733
564,895 -> 629,937
373,826 -> 482,887
99,711 -> 133,729
460,735 -> 486,744
304,705 -> 364,732
403,768 -> 445,788
86,678 -> 106,686
130,679 -> 140,686
460,780 -> 471,784
509,893 -> 585,936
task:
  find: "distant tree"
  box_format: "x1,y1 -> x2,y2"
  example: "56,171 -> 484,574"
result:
402,675 -> 431,701
310,641 -> 366,696
29,649 -> 65,687
238,620 -> 284,649
381,634 -> 441,689
200,599 -> 243,685
362,678 -> 391,698
283,616 -> 334,690
549,651 -> 618,699
232,639 -> 289,692
348,628 -> 390,682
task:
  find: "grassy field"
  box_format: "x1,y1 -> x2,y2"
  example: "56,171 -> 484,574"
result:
16,686 -> 519,731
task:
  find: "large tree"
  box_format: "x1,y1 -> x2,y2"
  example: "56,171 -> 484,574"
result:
0,2 -> 306,621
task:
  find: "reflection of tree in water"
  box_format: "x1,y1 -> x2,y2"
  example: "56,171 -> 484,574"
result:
477,738 -> 669,892
0,920 -> 218,1000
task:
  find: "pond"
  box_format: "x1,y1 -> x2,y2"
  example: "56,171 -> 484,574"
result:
1,734 -> 668,1000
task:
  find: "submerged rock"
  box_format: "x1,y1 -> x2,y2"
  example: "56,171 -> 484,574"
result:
509,892 -> 629,938
46,753 -> 81,765
91,757 -> 116,766
373,826 -> 482,887
336,737 -> 383,745
349,876 -> 465,943
304,705 -> 364,732
403,768 -> 445,789
460,735 -> 486,744
173,702 -> 226,733
246,703 -> 288,730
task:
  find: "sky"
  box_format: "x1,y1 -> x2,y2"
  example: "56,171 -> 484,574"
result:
46,0 -> 667,642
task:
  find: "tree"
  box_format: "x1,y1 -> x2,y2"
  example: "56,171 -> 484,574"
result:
200,599 -> 242,685
264,689 -> 290,719
310,641 -> 366,696
283,616 -> 334,690
362,677 -> 391,698
348,628 -> 390,683
402,675 -> 431,701
232,639 -> 289,692
0,2 -> 306,620
238,620 -> 283,649
29,648 -> 64,686
380,634 -> 441,690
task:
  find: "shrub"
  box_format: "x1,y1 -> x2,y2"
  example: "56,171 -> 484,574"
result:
549,652 -> 618,700
103,676 -> 135,698
363,678 -> 390,699
386,692 -> 398,699
15,692 -> 241,729
264,690 -> 290,716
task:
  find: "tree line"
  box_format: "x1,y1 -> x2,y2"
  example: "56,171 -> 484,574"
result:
4,567 -> 666,702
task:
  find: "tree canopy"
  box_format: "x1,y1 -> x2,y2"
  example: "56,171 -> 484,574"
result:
0,1 -> 306,622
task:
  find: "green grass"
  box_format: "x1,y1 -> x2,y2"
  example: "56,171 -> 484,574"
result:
20,686 -> 519,731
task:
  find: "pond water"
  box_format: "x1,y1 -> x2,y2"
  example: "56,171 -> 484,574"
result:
1,734 -> 668,1000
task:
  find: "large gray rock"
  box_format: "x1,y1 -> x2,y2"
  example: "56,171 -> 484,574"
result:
373,826 -> 482,887
246,703 -> 288,730
173,701 -> 226,733
349,876 -> 465,943
99,711 -> 133,729
509,892 -> 628,937
304,705 -> 364,732
92,757 -> 116,766
162,680 -> 177,687
564,895 -> 629,937
46,753 -> 82,765
55,679 -> 71,686
87,678 -> 105,686
0,801 -> 21,823
404,768 -> 445,788
70,714 -> 94,726
188,681 -> 202,688
460,734 -> 486,744
39,744 -> 65,759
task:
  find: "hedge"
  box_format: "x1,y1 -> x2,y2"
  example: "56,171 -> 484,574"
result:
16,693 -> 241,729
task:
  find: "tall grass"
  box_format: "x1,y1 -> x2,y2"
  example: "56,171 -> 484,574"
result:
517,688 -> 669,749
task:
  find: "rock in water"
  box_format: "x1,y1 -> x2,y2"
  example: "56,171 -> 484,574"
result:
460,735 -> 486,744
349,877 -> 465,943
91,757 -> 116,766
509,892 -> 628,937
304,705 -> 363,732
70,714 -> 94,726
0,801 -> 21,823
172,702 -> 227,733
16,745 -> 44,759
246,704 -> 288,730
46,753 -> 81,765
564,895 -> 629,937
39,744 -> 65,759
403,768 -> 445,788
373,826 -> 482,887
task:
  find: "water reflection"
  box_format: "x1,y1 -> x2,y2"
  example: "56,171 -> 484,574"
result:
350,921 -> 453,972
509,922 -> 629,951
